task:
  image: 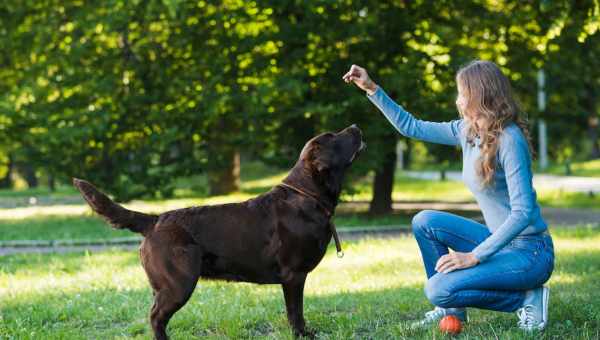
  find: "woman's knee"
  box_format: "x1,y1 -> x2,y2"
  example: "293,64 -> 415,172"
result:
424,275 -> 453,308
412,210 -> 440,235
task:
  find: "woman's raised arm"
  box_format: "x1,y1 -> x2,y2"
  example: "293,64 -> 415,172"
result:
343,64 -> 463,146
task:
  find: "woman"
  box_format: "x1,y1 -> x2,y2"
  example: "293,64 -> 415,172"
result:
343,60 -> 554,331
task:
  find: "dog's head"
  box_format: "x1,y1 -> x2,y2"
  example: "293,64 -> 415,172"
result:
299,124 -> 366,195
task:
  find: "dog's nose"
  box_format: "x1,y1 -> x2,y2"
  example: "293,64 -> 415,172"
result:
349,124 -> 362,137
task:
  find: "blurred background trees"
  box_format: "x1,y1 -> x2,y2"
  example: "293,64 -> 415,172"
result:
0,0 -> 598,211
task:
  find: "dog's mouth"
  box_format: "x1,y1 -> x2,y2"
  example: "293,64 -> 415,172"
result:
359,140 -> 366,152
349,140 -> 366,163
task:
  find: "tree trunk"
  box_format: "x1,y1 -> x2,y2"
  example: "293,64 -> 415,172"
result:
369,137 -> 397,215
440,168 -> 447,181
207,149 -> 240,195
404,139 -> 413,170
587,117 -> 600,159
21,163 -> 38,188
0,154 -> 13,189
48,174 -> 56,191
583,83 -> 599,159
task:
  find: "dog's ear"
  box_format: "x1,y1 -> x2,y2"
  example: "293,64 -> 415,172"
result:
311,148 -> 342,194
315,161 -> 341,196
308,144 -> 331,173
313,157 -> 329,173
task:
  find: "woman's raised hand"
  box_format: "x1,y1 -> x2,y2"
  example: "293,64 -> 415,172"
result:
342,64 -> 378,95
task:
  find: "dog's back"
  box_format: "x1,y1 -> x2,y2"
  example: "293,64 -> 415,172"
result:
153,195 -> 284,283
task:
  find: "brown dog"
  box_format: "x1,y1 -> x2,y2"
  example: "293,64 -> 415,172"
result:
73,124 -> 365,339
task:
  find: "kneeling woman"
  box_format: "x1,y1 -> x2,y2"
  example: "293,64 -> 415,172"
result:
343,60 -> 554,331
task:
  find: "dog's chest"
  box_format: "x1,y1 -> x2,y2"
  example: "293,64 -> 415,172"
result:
276,220 -> 332,274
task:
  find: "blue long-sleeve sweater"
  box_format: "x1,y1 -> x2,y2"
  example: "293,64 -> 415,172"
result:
367,86 -> 548,262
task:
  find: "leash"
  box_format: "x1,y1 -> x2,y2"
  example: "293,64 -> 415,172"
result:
278,182 -> 344,258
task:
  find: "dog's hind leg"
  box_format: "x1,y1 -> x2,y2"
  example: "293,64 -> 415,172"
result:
282,272 -> 314,338
149,280 -> 196,340
141,235 -> 200,340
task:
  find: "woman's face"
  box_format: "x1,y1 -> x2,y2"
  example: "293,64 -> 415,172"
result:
456,82 -> 482,128
456,84 -> 469,118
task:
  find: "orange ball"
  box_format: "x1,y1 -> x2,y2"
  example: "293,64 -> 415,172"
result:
439,315 -> 462,335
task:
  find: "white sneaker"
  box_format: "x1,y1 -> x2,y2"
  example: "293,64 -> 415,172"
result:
411,307 -> 467,328
517,286 -> 549,331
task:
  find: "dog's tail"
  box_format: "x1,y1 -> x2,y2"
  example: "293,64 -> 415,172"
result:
73,178 -> 158,235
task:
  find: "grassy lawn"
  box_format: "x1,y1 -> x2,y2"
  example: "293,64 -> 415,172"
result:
544,159 -> 600,177
1,227 -> 598,339
0,216 -> 132,243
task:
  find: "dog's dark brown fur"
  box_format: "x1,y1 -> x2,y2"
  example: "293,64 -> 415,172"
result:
74,125 -> 365,339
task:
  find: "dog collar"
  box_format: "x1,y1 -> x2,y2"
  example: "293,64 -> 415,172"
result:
278,182 -> 344,258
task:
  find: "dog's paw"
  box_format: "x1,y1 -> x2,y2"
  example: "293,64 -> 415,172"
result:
294,328 -> 316,339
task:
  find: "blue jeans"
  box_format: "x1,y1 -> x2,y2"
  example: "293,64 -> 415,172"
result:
412,210 -> 555,312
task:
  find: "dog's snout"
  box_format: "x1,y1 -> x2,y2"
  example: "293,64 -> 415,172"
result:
347,124 -> 362,137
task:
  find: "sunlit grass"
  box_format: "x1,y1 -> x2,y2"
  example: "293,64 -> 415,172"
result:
342,172 -> 474,203
0,216 -> 132,242
545,159 -> 600,177
0,186 -> 77,199
537,187 -> 600,209
1,228 -> 599,339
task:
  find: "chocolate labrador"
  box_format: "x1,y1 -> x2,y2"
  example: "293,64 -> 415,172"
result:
73,124 -> 365,339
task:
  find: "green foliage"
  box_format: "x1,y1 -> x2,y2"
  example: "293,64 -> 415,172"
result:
0,1 -> 599,199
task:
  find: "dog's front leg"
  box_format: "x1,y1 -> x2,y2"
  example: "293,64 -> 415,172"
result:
282,272 -> 314,338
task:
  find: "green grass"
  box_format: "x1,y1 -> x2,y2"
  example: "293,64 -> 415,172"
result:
537,189 -> 600,209
0,216 -> 132,242
341,172 -> 474,203
0,186 -> 77,199
1,227 -> 599,339
544,159 -> 600,177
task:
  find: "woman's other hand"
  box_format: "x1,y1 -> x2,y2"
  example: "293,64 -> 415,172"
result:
435,252 -> 480,274
342,64 -> 378,95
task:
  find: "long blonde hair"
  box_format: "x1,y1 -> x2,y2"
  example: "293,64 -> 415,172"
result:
456,60 -> 534,186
